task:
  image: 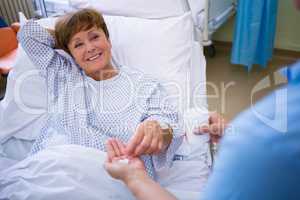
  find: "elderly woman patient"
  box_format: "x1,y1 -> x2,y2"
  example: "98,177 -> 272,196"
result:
18,8 -> 183,178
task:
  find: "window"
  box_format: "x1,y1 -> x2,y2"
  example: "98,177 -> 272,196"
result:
34,0 -> 71,17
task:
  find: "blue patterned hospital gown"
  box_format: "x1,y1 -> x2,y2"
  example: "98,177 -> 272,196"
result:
18,20 -> 183,178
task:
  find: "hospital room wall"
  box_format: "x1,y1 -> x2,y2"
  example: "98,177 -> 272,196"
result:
213,0 -> 300,52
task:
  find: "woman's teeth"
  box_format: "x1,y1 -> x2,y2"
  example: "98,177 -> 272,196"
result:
87,53 -> 101,61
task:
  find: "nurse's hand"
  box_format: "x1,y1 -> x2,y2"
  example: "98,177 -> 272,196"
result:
105,138 -> 147,184
193,112 -> 227,143
126,120 -> 168,156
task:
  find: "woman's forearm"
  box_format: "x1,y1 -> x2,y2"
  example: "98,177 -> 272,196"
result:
17,20 -> 57,71
126,172 -> 177,200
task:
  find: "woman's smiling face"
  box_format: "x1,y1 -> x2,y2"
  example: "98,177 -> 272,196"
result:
68,27 -> 113,80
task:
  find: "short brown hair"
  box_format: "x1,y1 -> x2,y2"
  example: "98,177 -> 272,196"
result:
55,8 -> 109,53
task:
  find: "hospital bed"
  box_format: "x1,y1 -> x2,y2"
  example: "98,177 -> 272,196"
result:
0,1 -> 215,199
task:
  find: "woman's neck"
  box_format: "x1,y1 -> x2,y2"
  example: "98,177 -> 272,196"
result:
89,65 -> 119,81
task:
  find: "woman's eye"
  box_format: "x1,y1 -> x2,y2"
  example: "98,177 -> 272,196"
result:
92,35 -> 99,40
74,43 -> 83,48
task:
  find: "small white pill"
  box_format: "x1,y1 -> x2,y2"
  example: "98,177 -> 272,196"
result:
118,159 -> 129,164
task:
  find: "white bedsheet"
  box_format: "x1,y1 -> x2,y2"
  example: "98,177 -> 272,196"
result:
0,144 -> 210,200
0,145 -> 136,200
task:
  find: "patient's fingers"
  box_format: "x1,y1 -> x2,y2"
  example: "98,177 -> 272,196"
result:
134,132 -> 152,156
145,133 -> 159,155
134,135 -> 150,156
126,128 -> 144,155
156,140 -> 164,154
111,139 -> 122,157
106,139 -> 116,162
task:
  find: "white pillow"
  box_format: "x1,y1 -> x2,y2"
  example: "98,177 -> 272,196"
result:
69,0 -> 188,18
18,12 -> 28,25
0,13 -> 48,144
0,44 -> 48,143
105,12 -> 194,111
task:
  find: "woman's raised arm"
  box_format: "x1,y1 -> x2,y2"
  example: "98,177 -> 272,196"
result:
17,20 -> 63,71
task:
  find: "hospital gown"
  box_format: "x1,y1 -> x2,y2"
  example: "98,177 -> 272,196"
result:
17,20 -> 183,178
202,61 -> 300,200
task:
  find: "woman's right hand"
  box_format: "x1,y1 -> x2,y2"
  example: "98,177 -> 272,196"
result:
104,138 -> 147,185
